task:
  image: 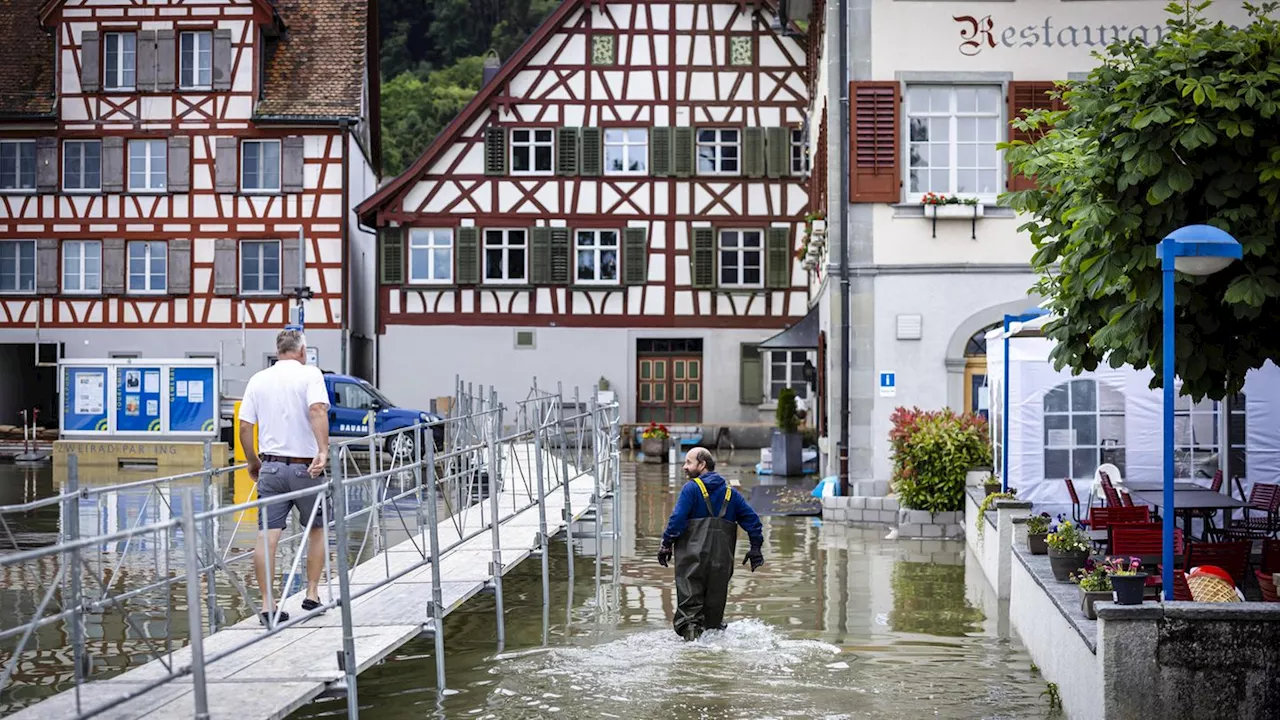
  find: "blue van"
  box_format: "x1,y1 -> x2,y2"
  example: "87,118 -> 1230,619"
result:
323,372 -> 444,457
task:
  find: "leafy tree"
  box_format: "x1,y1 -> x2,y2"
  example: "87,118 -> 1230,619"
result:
1004,1 -> 1280,400
381,57 -> 484,175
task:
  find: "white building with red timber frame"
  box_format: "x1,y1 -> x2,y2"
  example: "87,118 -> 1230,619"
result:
358,0 -> 814,430
0,0 -> 380,424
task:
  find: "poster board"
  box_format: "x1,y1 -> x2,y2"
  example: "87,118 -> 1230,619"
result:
59,359 -> 219,438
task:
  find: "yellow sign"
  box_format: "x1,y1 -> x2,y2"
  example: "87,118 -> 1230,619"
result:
232,400 -> 259,462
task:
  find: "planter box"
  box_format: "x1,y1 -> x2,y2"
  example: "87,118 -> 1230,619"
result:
640,437 -> 668,463
1048,548 -> 1089,582
1027,532 -> 1048,555
597,390 -> 616,404
770,431 -> 804,477
924,203 -> 983,219
1080,589 -> 1110,620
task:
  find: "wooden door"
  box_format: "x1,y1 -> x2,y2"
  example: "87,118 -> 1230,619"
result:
636,354 -> 703,423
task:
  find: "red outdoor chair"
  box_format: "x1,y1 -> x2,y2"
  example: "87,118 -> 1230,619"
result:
1089,505 -> 1151,532
1224,482 -> 1280,540
1064,477 -> 1087,524
1121,491 -> 1135,508
1185,541 -> 1252,588
1103,483 -> 1124,508
1172,570 -> 1194,601
1256,570 -> 1279,603
1261,539 -> 1280,575
1112,522 -> 1184,557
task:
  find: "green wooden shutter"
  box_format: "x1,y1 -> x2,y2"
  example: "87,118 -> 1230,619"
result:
623,227 -> 648,285
550,228 -> 570,284
766,227 -> 792,289
456,227 -> 480,284
743,127 -> 766,178
740,343 -> 764,405
766,127 -> 789,178
580,127 -> 602,176
556,127 -> 579,176
379,227 -> 404,285
673,127 -> 695,178
530,226 -> 553,284
650,127 -> 672,177
484,127 -> 507,175
691,227 -> 716,289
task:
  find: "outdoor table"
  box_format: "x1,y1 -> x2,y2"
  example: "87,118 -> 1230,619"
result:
1129,489 -> 1249,540
1119,480 -> 1209,493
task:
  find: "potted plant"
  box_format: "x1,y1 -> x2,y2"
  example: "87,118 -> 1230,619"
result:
640,422 -> 669,463
772,388 -> 804,476
1071,559 -> 1113,620
1046,516 -> 1091,582
597,376 -> 616,405
921,192 -> 984,219
1107,556 -> 1147,605
984,474 -> 1003,497
976,489 -> 1016,540
1026,512 -> 1051,555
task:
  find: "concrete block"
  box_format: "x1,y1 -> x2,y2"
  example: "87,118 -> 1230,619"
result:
899,523 -> 921,538
849,509 -> 864,522
922,524 -> 944,537
884,496 -> 900,512
864,497 -> 881,511
881,509 -> 899,523
875,481 -> 891,496
945,524 -> 965,539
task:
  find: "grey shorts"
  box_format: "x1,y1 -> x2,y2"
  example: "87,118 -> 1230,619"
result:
258,461 -> 328,531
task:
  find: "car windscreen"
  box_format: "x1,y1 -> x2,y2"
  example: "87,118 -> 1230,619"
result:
359,380 -> 397,409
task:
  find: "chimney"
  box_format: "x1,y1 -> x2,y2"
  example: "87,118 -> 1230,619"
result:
482,50 -> 502,86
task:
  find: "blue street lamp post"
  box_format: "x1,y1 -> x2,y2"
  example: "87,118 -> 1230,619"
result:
1157,225 -> 1242,599
1002,309 -> 1048,493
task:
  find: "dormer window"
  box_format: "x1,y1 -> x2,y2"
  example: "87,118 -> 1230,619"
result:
104,32 -> 137,91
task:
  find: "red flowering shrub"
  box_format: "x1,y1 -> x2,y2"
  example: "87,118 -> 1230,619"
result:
890,407 -> 991,513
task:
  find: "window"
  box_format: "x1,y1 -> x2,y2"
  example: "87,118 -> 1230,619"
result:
511,129 -> 554,174
332,381 -> 376,410
604,129 -> 647,174
768,351 -> 812,400
717,229 -> 763,288
696,129 -> 740,174
575,230 -> 619,284
484,229 -> 527,283
241,240 -> 281,294
128,241 -> 167,293
1174,394 -> 1247,481
241,140 -> 281,192
791,129 -> 807,175
408,228 -> 453,283
103,32 -> 137,91
0,240 -> 35,293
906,85 -> 1002,198
180,31 -> 213,89
1043,379 -> 1125,481
128,139 -> 166,192
0,141 -> 36,191
64,140 -> 102,192
63,240 -> 102,294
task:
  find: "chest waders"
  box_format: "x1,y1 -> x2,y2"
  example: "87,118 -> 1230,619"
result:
673,478 -> 738,640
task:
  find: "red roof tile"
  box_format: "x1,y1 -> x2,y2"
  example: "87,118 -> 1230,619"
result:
0,0 -> 56,116
258,0 -> 369,119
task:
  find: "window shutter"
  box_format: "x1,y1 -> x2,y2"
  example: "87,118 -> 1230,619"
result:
579,127 -> 602,177
1007,81 -> 1061,192
765,227 -> 792,289
80,31 -> 100,93
282,136 -> 305,192
850,81 -> 901,203
137,30 -> 157,91
456,227 -> 480,285
168,239 -> 191,295
556,127 -> 579,176
102,239 -> 125,295
212,29 -> 233,91
530,226 -> 553,284
213,238 -> 238,295
484,127 -> 507,175
379,227 -> 404,285
214,138 -> 237,193
650,127 -> 672,177
102,137 -> 124,193
167,136 -> 190,192
766,127 -> 789,179
281,237 -> 301,294
740,344 -> 764,406
673,127 -> 695,178
36,138 -> 58,192
691,227 -> 716,289
35,239 -> 58,294
743,127 -> 766,178
623,227 -> 648,285
156,30 -> 176,91
549,228 -> 570,284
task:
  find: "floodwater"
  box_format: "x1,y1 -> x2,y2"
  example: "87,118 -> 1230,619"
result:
0,459 -> 1055,719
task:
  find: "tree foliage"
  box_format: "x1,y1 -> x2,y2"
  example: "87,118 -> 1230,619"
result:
1003,1 -> 1280,400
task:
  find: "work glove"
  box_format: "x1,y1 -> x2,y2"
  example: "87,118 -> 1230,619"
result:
743,544 -> 764,572
657,543 -> 673,568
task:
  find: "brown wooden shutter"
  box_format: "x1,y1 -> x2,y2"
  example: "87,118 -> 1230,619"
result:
849,81 -> 900,203
1007,81 -> 1062,192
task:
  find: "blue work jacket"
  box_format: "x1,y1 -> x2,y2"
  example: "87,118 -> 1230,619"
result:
662,472 -> 764,547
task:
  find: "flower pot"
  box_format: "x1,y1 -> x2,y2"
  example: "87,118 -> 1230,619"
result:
1110,573 -> 1148,605
924,203 -> 984,219
1047,548 -> 1089,582
983,481 -> 1002,497
1027,532 -> 1048,555
1080,589 -> 1111,620
640,437 -> 668,463
771,431 -> 804,477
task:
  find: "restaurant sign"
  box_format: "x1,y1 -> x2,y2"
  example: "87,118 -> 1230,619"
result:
953,15 -> 1172,57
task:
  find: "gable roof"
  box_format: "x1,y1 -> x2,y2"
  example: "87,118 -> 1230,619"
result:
0,0 -> 56,117
257,0 -> 369,120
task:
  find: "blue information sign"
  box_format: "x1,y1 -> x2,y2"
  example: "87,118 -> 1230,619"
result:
169,367 -> 217,434
116,366 -> 164,433
63,366 -> 110,433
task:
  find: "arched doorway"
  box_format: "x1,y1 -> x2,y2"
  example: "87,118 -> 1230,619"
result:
963,323 -> 1000,419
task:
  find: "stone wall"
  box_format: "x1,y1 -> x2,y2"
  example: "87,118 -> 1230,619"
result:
821,495 -> 900,524
964,487 -> 1031,600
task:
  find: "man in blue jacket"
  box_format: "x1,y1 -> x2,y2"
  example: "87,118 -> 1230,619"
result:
658,447 -> 764,640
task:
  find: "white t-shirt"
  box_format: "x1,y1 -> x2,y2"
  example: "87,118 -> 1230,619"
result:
239,360 -> 329,457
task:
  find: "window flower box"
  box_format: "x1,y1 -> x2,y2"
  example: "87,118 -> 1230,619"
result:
924,203 -> 984,219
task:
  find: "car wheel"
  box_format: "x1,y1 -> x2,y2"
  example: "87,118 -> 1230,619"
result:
389,432 -> 415,461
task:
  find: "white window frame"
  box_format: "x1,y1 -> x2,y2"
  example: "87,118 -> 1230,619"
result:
696,128 -> 740,175
0,140 -> 36,192
573,229 -> 620,285
63,140 -> 102,192
483,229 -> 527,284
604,129 -> 648,175
1043,379 -> 1126,482
905,84 -> 1004,202
241,139 -> 282,193
128,139 -> 167,192
717,229 -> 763,289
179,31 -> 213,90
767,350 -> 813,401
127,240 -> 167,294
408,228 -> 453,284
790,129 -> 807,175
63,239 -> 102,295
240,240 -> 281,295
0,240 -> 35,294
103,32 -> 137,91
510,129 -> 554,175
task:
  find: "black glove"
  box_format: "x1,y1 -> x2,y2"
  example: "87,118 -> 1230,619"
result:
657,543 -> 673,568
743,544 -> 764,572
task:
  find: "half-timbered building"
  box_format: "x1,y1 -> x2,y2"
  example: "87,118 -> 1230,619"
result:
0,0 -> 379,421
358,0 -> 813,428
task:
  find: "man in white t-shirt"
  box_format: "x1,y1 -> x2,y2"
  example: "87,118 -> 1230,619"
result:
238,329 -> 330,627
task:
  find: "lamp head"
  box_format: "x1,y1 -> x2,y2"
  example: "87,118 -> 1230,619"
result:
1158,225 -> 1243,276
